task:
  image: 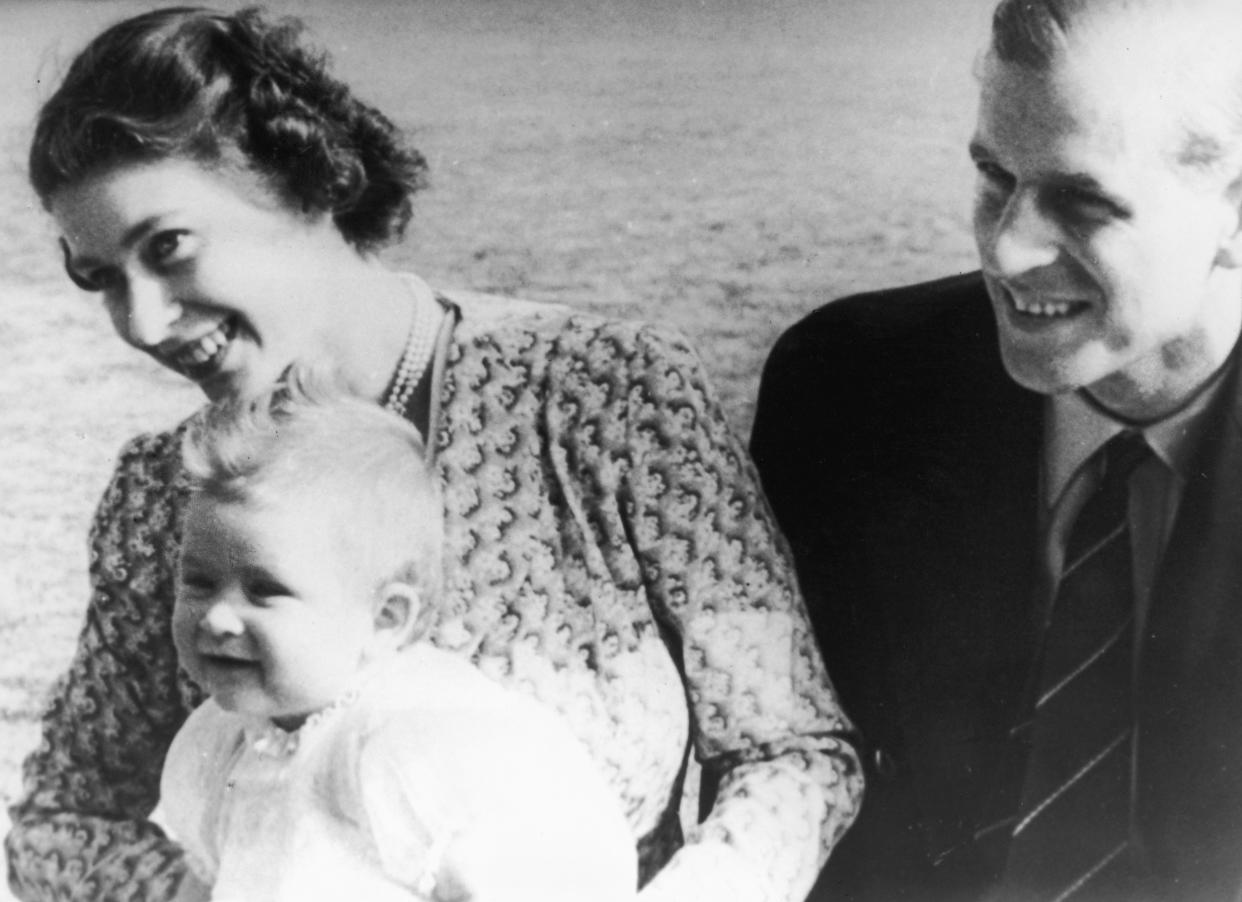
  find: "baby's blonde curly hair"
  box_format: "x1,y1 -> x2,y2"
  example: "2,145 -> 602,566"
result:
182,363 -> 443,618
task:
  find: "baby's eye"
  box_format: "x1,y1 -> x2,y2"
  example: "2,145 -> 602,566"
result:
247,579 -> 293,603
177,571 -> 216,594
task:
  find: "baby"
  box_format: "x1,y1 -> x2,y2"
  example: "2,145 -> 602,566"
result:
160,370 -> 636,902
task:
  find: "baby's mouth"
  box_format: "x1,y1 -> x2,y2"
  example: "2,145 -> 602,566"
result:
198,651 -> 259,673
169,316 -> 239,379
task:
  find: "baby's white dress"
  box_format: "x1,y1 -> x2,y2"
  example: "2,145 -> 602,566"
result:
159,644 -> 637,902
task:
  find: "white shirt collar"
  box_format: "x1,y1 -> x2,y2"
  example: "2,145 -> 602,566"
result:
1045,366 -> 1230,507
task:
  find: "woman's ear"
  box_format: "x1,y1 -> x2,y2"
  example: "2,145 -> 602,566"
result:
372,581 -> 423,652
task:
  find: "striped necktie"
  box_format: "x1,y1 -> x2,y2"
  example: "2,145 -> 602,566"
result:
1003,430 -> 1153,901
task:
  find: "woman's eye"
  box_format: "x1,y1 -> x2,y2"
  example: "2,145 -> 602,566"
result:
975,160 -> 1015,192
69,268 -> 119,293
60,240 -> 120,293
145,230 -> 195,267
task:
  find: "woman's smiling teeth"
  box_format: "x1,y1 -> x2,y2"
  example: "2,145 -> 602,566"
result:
170,317 -> 238,376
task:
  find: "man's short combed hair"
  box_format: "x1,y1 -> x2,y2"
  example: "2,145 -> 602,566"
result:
182,364 -> 442,606
989,0 -> 1242,176
989,0 -> 1079,68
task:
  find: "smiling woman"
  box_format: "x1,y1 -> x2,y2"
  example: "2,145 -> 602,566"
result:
5,7 -> 861,902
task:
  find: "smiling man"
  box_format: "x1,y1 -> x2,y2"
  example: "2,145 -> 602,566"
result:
751,1 -> 1242,899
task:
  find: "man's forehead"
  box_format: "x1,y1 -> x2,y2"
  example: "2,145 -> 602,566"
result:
976,49 -> 1148,158
1025,0 -> 1242,81
981,8 -> 1239,151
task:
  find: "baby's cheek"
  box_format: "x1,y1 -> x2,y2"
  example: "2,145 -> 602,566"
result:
171,606 -> 200,671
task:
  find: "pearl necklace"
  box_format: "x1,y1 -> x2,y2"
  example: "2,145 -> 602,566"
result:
384,286 -> 441,417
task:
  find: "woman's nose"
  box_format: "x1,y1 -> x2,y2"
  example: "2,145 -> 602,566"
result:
115,275 -> 181,348
200,599 -> 246,638
979,190 -> 1061,278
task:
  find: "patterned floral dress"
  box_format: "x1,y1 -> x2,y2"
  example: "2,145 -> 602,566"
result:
6,289 -> 862,902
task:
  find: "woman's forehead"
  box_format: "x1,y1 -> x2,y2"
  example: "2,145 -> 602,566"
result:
51,158 -> 290,245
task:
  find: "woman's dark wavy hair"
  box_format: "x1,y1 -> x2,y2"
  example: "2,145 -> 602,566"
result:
29,6 -> 428,251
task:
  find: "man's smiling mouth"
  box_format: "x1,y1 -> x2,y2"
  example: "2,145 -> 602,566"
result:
1004,285 -> 1091,320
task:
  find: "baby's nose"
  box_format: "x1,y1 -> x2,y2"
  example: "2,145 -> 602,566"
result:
200,600 -> 246,638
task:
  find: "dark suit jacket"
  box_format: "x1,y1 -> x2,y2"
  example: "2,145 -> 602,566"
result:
750,272 -> 1242,902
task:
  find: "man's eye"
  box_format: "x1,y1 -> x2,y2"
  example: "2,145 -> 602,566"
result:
1052,188 -> 1126,222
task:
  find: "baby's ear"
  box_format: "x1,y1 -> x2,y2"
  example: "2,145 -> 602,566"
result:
373,581 -> 423,651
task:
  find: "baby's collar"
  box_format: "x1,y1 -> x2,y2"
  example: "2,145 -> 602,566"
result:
246,686 -> 362,759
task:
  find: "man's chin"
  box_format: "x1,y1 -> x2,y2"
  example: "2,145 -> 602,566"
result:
996,340 -> 1097,398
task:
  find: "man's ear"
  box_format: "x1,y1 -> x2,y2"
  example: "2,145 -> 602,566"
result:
372,581 -> 423,652
1214,170 -> 1242,269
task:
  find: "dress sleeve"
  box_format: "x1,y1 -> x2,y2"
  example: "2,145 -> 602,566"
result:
612,324 -> 863,902
5,432 -> 199,902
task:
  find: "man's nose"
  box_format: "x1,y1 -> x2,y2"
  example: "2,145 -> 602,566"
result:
981,190 -> 1061,277
117,275 -> 181,348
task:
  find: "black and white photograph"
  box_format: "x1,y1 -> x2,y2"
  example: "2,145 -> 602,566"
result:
7,1 -> 1239,900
